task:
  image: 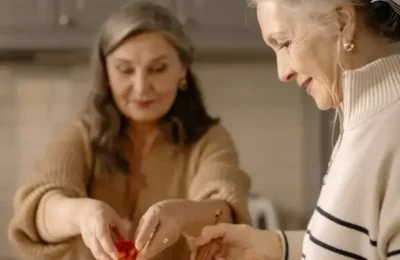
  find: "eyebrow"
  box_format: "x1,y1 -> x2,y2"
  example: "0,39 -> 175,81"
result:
113,55 -> 168,64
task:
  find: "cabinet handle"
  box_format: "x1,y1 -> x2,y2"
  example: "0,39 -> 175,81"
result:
58,15 -> 72,27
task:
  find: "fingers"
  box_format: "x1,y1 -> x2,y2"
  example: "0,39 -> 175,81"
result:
196,223 -> 230,247
138,221 -> 172,259
110,216 -> 130,240
91,239 -> 113,260
81,226 -> 110,260
191,241 -> 227,260
135,208 -> 160,250
190,251 -> 196,260
209,243 -> 226,260
83,227 -> 113,260
84,213 -> 123,260
96,222 -> 119,260
80,202 -> 130,260
213,247 -> 228,260
214,256 -> 227,260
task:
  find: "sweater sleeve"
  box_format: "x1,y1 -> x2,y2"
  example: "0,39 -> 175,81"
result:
7,119 -> 92,259
377,151 -> 400,259
277,230 -> 305,260
187,124 -> 251,224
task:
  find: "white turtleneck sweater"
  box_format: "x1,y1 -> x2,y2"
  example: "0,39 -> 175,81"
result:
280,54 -> 400,260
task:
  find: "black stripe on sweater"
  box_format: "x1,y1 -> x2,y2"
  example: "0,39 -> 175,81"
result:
388,249 -> 400,258
316,206 -> 378,246
307,230 -> 367,260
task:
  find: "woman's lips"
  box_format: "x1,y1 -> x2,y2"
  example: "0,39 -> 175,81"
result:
306,81 -> 312,95
301,78 -> 313,96
132,100 -> 155,108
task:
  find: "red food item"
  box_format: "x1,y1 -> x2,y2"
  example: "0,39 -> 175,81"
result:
110,225 -> 139,260
115,239 -> 139,260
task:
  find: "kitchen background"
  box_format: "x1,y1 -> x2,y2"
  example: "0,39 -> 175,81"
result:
0,0 -> 373,258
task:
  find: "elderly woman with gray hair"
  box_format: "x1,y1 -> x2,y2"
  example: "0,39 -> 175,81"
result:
192,0 -> 400,260
7,2 -> 251,260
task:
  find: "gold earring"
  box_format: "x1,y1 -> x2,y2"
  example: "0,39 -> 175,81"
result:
343,41 -> 355,52
179,78 -> 187,90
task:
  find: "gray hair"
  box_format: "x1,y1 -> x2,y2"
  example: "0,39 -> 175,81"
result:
248,0 -> 400,42
98,1 -> 194,62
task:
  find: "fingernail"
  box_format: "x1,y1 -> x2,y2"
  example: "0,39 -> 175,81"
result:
110,252 -> 118,260
135,242 -> 143,251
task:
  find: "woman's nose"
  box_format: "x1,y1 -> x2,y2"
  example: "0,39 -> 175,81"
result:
132,73 -> 151,94
277,58 -> 296,82
279,69 -> 296,82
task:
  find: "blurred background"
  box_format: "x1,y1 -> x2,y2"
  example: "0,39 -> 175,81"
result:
0,0 -> 340,258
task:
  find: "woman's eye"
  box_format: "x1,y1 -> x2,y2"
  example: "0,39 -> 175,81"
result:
279,41 -> 291,49
116,66 -> 133,75
150,64 -> 168,73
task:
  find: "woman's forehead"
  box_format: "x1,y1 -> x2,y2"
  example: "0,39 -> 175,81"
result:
257,1 -> 295,40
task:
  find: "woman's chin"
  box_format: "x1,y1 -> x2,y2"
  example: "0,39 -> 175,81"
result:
313,96 -> 333,111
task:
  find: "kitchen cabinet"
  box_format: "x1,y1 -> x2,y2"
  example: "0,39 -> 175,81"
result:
58,0 -> 132,31
54,0 -> 155,49
0,0 -> 266,56
0,0 -> 176,51
56,0 -> 177,40
184,0 -> 265,53
0,0 -> 55,31
0,0 -> 57,49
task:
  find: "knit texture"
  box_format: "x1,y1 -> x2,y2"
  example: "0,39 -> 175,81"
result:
8,120 -> 251,260
284,54 -> 400,260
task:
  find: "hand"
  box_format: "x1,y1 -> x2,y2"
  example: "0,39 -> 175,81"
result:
134,200 -> 188,259
192,223 -> 282,260
77,200 -> 129,260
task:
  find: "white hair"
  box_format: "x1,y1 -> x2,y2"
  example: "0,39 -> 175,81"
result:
248,0 -> 367,37
248,0 -> 363,13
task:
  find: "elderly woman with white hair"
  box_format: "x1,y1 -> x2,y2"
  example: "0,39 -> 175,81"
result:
191,0 -> 400,260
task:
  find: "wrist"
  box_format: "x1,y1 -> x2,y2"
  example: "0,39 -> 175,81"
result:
275,230 -> 286,260
71,198 -> 104,229
252,229 -> 284,260
47,194 -> 101,231
180,200 -> 232,236
36,191 -> 93,241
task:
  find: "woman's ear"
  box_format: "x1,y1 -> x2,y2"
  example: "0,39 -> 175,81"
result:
180,62 -> 189,78
336,5 -> 357,42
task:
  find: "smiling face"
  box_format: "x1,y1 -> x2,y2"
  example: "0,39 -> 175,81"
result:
106,32 -> 187,123
256,1 -> 341,110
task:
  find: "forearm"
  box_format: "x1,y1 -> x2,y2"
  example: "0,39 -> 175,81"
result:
36,190 -> 92,243
182,199 -> 232,237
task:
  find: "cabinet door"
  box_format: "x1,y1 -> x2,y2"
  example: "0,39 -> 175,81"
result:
183,0 -> 265,54
0,0 -> 55,31
0,0 -> 58,50
59,0 -> 177,32
55,0 -> 178,49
